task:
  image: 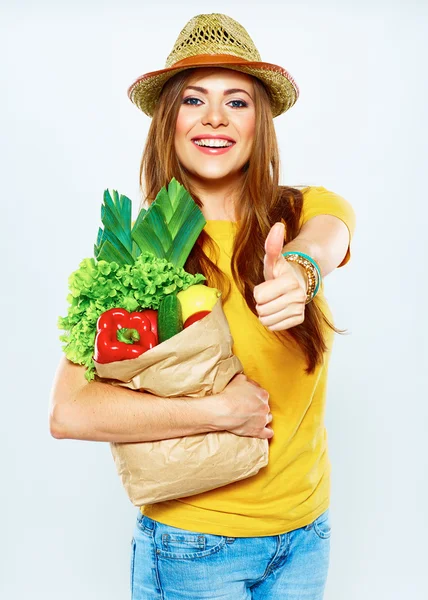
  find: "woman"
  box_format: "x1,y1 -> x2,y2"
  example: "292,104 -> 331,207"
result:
50,13 -> 356,600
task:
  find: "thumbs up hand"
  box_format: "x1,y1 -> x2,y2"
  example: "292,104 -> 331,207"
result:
253,222 -> 308,332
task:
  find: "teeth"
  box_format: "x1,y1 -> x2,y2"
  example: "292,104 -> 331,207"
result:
193,139 -> 234,148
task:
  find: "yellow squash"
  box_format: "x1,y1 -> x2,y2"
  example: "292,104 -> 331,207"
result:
177,284 -> 221,323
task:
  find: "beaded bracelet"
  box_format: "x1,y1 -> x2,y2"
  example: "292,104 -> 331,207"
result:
282,251 -> 322,304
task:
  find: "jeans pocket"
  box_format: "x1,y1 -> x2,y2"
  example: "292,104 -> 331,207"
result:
154,521 -> 227,560
313,509 -> 331,539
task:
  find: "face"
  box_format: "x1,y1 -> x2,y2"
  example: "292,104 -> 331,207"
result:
174,68 -> 256,187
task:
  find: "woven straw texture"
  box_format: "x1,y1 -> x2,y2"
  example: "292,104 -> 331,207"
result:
165,14 -> 262,66
128,13 -> 299,118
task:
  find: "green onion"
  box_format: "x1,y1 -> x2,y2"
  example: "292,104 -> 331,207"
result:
131,178 -> 206,269
94,178 -> 206,269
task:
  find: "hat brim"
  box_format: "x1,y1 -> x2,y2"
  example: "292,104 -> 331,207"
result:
128,54 -> 299,118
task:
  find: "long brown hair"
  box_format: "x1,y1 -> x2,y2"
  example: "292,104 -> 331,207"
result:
138,68 -> 345,374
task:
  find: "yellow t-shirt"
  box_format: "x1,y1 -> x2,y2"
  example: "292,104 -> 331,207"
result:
141,185 -> 356,536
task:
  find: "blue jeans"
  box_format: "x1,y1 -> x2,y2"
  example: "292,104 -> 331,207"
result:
130,508 -> 331,599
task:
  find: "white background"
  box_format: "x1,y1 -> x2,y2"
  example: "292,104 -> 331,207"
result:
2,1 -> 427,598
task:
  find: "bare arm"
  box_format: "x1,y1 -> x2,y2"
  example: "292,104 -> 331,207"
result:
49,356 -> 273,443
49,356 -> 223,443
282,214 -> 351,277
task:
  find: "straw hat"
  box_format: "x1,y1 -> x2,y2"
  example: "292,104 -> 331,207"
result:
128,13 -> 299,119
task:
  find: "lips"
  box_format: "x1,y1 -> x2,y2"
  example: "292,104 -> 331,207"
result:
191,140 -> 235,155
190,134 -> 237,155
191,135 -> 236,143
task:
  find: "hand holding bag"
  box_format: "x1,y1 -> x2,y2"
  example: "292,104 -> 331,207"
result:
93,298 -> 269,506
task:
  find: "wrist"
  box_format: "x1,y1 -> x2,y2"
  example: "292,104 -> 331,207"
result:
288,261 -> 308,294
282,251 -> 321,303
202,393 -> 229,432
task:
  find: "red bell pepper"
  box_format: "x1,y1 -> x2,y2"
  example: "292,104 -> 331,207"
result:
94,308 -> 158,364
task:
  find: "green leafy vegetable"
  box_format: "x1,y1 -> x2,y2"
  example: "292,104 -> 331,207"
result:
131,178 -> 206,268
59,178 -> 207,380
58,253 -> 206,381
94,189 -> 139,265
94,178 -> 206,269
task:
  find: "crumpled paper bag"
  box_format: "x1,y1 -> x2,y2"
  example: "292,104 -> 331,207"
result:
93,298 -> 269,505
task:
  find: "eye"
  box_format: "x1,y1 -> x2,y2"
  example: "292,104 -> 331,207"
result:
182,97 -> 249,108
182,97 -> 203,106
228,100 -> 248,108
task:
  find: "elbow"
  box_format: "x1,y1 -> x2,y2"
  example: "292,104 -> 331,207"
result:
49,356 -> 88,440
49,395 -> 91,441
50,426 -> 63,440
49,405 -> 68,439
49,392 -> 79,439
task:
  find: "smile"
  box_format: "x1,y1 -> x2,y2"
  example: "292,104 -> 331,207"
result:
192,140 -> 236,155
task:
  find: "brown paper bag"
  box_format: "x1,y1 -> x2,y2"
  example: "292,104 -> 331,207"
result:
93,298 -> 269,505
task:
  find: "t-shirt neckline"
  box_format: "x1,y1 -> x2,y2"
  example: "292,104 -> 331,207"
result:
203,219 -> 240,239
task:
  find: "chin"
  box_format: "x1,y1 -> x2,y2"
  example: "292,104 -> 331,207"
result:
189,166 -> 244,181
196,171 -> 232,180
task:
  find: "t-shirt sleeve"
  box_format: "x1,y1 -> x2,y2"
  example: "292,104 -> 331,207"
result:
298,186 -> 356,268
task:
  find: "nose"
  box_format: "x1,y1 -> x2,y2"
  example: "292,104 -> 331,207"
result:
201,102 -> 229,128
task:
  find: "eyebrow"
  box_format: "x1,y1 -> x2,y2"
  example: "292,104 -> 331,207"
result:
184,85 -> 253,100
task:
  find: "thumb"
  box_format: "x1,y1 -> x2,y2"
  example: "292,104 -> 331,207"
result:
263,222 -> 287,281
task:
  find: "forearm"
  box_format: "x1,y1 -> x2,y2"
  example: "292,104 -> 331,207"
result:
51,379 -> 220,443
283,215 -> 351,278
